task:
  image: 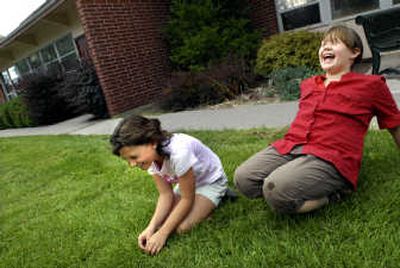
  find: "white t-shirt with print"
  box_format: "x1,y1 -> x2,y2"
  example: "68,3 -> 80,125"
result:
147,133 -> 226,187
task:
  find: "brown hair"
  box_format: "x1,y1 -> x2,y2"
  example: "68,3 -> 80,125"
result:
110,115 -> 171,156
322,25 -> 363,65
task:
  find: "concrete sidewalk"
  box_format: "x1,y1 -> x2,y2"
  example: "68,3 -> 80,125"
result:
1,79 -> 400,138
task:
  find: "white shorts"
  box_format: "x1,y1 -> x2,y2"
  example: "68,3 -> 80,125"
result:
174,176 -> 228,207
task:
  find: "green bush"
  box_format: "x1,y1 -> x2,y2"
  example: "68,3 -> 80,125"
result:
165,0 -> 261,71
161,57 -> 256,111
20,70 -> 75,126
255,31 -> 323,76
0,97 -> 34,129
271,67 -> 322,101
19,61 -> 108,126
60,61 -> 108,119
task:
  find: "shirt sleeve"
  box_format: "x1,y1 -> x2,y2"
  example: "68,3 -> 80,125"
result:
373,77 -> 400,129
170,148 -> 198,177
147,162 -> 158,175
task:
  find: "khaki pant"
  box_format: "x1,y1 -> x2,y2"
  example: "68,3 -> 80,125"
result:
234,146 -> 352,213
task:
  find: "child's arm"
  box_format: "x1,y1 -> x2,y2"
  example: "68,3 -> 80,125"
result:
388,126 -> 400,148
145,168 -> 195,255
138,175 -> 174,250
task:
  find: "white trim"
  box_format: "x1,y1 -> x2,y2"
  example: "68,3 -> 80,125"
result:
276,1 -> 319,13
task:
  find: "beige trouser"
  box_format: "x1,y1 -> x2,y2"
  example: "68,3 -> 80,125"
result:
234,146 -> 353,214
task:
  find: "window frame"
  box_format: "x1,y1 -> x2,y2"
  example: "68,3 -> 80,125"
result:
14,33 -> 79,77
275,0 -> 396,32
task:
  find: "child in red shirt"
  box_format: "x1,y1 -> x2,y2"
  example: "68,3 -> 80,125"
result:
234,25 -> 400,214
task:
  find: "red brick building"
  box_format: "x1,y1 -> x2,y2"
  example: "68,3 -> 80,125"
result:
0,0 -> 278,114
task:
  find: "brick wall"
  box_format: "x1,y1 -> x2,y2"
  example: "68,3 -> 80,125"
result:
248,0 -> 279,37
75,0 -> 170,116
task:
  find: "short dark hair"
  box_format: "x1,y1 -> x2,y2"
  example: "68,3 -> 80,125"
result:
109,115 -> 171,156
322,25 -> 364,66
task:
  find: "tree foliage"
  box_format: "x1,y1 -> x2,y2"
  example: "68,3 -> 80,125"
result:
165,0 -> 261,71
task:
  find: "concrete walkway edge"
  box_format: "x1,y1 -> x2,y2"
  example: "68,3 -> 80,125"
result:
1,79 -> 399,138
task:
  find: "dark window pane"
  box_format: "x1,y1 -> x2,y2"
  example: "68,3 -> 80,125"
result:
276,0 -> 317,12
56,35 -> 75,56
331,0 -> 379,19
28,53 -> 42,69
61,53 -> 79,71
1,71 -> 12,86
1,70 -> 16,96
46,61 -> 62,75
41,45 -> 57,63
281,3 -> 321,30
16,59 -> 30,75
394,0 -> 400,4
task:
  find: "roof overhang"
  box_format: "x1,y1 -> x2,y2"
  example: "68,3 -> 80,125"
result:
0,0 -> 67,48
0,0 -> 77,70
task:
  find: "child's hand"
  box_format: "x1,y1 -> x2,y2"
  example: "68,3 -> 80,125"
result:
145,231 -> 168,255
138,228 -> 154,251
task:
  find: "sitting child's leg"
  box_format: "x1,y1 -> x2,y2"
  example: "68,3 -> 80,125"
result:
174,177 -> 227,233
263,154 -> 352,214
176,194 -> 216,233
234,146 -> 294,198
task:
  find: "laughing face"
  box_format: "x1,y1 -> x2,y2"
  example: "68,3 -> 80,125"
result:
119,143 -> 162,170
318,37 -> 360,76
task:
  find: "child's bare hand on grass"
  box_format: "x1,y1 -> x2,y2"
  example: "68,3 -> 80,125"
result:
145,231 -> 168,255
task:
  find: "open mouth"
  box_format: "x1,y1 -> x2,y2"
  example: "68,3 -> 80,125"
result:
322,52 -> 335,62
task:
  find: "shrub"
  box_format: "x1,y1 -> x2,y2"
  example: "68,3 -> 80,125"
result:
18,61 -> 108,126
161,73 -> 225,111
165,0 -> 261,72
19,70 -> 76,126
255,31 -> 323,76
161,57 -> 255,111
270,67 -> 322,101
0,97 -> 33,129
60,61 -> 108,119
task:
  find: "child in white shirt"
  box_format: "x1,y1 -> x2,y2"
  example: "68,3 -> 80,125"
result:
110,115 -> 229,255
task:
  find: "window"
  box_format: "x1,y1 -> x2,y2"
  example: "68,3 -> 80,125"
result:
394,0 -> 400,4
15,59 -> 30,76
330,0 -> 379,19
276,0 -> 321,30
1,69 -> 18,100
14,34 -> 79,76
61,53 -> 79,71
28,52 -> 42,70
40,44 -> 57,63
56,35 -> 75,55
276,0 -> 317,11
281,3 -> 321,30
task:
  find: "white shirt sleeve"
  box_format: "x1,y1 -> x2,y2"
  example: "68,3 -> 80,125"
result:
170,148 -> 198,177
147,162 -> 158,175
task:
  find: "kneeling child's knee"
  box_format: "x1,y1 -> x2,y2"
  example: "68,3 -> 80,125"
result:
176,222 -> 191,234
263,184 -> 300,214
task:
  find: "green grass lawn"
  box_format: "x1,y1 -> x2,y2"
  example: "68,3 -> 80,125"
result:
1,129 -> 399,268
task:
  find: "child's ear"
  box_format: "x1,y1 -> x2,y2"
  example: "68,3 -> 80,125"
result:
151,142 -> 157,150
350,48 -> 361,60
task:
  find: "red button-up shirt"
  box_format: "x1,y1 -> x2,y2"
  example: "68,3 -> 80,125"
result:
272,72 -> 400,189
